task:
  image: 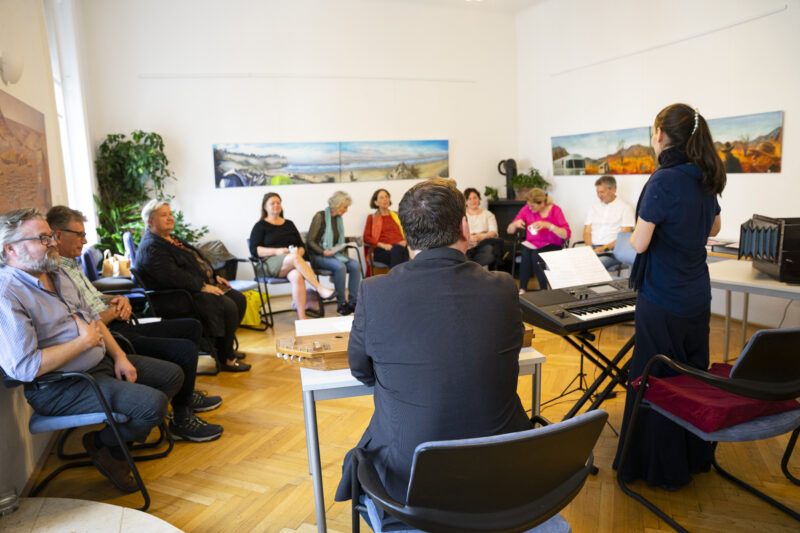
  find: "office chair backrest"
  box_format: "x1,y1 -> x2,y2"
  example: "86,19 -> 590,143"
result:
81,246 -> 102,282
730,328 -> 800,394
613,231 -> 636,265
405,410 -> 607,513
123,231 -> 137,267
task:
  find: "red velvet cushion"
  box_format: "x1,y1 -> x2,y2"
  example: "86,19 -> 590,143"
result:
632,363 -> 800,433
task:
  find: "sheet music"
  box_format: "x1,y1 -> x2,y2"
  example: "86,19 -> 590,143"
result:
540,246 -> 613,289
330,243 -> 349,254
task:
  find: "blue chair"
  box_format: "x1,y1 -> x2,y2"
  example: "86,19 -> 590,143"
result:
246,239 -> 291,328
617,328 -> 800,532
352,410 -> 608,533
611,231 -> 635,277
1,362 -> 173,511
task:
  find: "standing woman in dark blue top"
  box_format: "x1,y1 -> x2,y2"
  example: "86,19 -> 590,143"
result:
613,103 -> 726,489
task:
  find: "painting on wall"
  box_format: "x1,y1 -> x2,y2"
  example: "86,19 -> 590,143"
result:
708,111 -> 783,173
213,139 -> 449,188
551,127 -> 654,176
0,90 -> 51,213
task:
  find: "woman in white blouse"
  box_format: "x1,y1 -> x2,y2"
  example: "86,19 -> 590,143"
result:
464,188 -> 502,267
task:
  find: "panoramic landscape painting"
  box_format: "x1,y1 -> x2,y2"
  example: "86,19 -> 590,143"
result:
214,139 -> 449,187
551,126 -> 654,176
708,111 -> 782,173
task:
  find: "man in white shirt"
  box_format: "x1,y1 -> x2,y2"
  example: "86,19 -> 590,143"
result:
583,175 -> 635,269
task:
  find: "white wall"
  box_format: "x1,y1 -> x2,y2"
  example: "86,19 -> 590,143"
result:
77,0 -> 519,269
0,0 -> 67,497
516,0 -> 800,328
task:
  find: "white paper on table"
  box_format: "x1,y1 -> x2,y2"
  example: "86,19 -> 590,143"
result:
540,246 -> 613,289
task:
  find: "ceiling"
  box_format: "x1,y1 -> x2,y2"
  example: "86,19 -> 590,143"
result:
374,0 -> 542,15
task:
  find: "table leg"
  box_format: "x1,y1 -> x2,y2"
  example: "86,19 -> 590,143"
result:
741,292 -> 750,354
532,363 -> 541,418
303,390 -> 327,533
724,289 -> 731,363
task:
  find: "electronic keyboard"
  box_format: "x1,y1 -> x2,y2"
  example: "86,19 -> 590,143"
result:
519,279 -> 637,336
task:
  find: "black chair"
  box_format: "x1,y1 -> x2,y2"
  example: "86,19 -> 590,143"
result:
1,358 -> 173,511
352,410 -> 608,533
510,229 -> 569,289
617,327 -> 800,532
245,239 -> 291,328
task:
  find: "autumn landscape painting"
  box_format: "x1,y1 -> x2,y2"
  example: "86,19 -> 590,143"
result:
551,126 -> 654,176
708,111 -> 782,174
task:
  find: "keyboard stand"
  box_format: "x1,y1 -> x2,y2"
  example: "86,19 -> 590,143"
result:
560,332 -> 635,420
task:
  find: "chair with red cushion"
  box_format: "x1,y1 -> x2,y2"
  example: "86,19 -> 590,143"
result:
616,327 -> 800,532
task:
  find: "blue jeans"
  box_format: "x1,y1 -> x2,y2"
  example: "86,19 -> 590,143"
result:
25,354 -> 183,447
314,255 -> 362,306
598,253 -> 621,270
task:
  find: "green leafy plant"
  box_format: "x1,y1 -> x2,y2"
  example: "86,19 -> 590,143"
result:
511,167 -> 551,191
483,186 -> 499,202
94,131 -> 207,254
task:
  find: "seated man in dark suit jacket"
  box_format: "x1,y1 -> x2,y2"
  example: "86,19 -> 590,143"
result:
334,178 -> 532,529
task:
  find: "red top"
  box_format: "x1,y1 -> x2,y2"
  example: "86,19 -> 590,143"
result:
363,214 -> 403,246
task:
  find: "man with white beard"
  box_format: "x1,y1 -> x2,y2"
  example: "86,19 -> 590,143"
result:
0,207 -> 183,493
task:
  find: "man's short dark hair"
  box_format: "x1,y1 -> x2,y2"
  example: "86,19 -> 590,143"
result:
46,205 -> 87,230
595,175 -> 616,188
398,179 -> 465,250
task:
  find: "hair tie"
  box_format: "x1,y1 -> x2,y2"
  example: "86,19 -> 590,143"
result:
691,108 -> 699,135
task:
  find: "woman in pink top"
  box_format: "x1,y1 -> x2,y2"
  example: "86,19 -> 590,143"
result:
507,188 -> 571,293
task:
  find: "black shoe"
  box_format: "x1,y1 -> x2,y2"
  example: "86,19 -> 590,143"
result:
348,301 -> 357,312
337,303 -> 352,316
169,414 -> 223,442
190,390 -> 222,412
219,359 -> 251,372
233,352 -> 246,360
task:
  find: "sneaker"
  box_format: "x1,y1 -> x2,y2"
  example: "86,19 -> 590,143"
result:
336,303 -> 352,316
190,390 -> 222,412
169,414 -> 223,443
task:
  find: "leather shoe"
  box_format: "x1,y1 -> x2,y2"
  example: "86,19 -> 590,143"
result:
82,431 -> 139,493
219,359 -> 251,372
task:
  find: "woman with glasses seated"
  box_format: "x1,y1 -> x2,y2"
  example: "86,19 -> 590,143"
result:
507,188 -> 570,293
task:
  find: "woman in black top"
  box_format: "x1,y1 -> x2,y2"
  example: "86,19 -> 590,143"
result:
248,192 -> 334,319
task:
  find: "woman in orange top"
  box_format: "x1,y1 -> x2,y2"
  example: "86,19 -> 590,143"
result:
363,189 -> 409,270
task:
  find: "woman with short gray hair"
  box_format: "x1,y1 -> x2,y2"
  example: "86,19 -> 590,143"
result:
306,191 -> 361,315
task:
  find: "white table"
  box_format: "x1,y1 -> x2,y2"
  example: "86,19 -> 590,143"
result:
708,259 -> 800,361
300,346 -> 546,533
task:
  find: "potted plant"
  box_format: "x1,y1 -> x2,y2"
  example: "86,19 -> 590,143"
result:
510,167 -> 551,199
94,130 -> 207,254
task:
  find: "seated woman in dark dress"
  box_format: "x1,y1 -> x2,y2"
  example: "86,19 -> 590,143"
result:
136,199 -> 250,372
613,103 -> 726,489
248,192 -> 334,320
362,189 -> 409,271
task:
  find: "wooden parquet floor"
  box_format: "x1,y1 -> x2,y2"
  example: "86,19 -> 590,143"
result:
31,297 -> 800,532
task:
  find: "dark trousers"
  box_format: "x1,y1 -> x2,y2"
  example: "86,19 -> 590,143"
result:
466,238 -> 503,268
373,244 -> 409,269
519,244 -> 561,291
25,354 -> 183,448
216,289 -> 247,361
613,294 -> 713,488
110,318 -> 202,412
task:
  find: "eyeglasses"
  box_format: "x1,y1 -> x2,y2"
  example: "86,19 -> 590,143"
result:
12,232 -> 57,246
61,228 -> 88,239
